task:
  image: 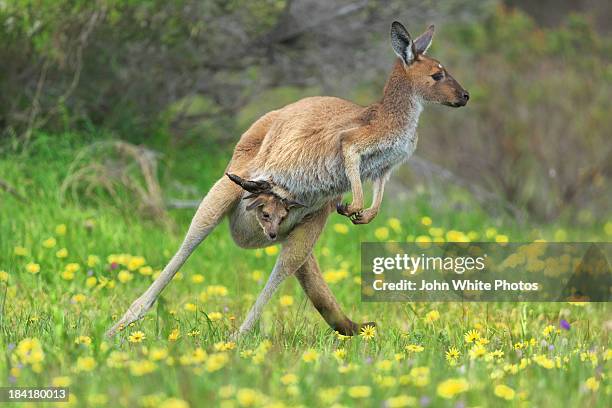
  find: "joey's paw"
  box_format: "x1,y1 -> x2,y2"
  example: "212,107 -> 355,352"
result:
336,202 -> 361,217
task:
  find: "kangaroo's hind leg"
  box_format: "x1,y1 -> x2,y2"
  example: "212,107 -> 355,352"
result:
106,176 -> 242,337
296,253 -> 375,335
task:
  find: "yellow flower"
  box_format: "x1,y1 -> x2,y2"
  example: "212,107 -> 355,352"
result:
437,378 -> 469,399
86,277 -> 97,288
494,384 -> 515,400
333,223 -> 349,234
75,356 -> 96,372
302,349 -> 319,363
127,256 -> 146,271
42,237 -> 57,248
318,386 -> 343,404
168,328 -> 180,341
149,347 -> 168,361
159,398 -> 190,408
129,360 -> 157,376
128,331 -> 146,343
333,348 -> 347,361
495,234 -> 509,243
214,342 -> 236,352
264,246 -> 279,256
87,255 -> 100,267
56,248 -> 68,258
26,262 -> 40,274
0,270 -> 8,282
348,385 -> 371,398
15,338 -> 45,365
585,377 -> 600,391
184,303 -> 197,312
421,216 -> 432,226
375,359 -> 393,372
206,285 -> 229,297
236,388 -> 261,407
388,217 -> 402,232
250,270 -> 264,281
206,352 -> 229,372
425,310 -> 440,323
65,263 -> 80,273
335,331 -> 351,341
445,347 -> 460,364
279,295 -> 294,307
117,270 -> 133,283
469,345 -> 487,359
208,311 -> 223,321
406,344 -> 424,353
387,395 -> 416,408
55,224 -> 67,235
51,376 -> 71,387
446,230 -> 469,242
409,366 -> 430,387
138,266 -> 153,276
542,325 -> 555,337
14,246 -> 28,256
74,336 -> 92,346
190,273 -> 204,283
360,324 -> 376,340
61,270 -> 74,281
374,227 -> 389,240
280,373 -> 298,385
464,329 -> 480,343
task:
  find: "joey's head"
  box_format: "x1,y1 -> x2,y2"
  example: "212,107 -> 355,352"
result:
226,173 -> 305,241
390,21 -> 469,107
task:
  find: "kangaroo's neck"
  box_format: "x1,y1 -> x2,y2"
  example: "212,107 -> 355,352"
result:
367,59 -> 423,135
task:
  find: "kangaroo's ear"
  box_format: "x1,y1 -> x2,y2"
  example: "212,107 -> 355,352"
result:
390,21 -> 415,65
284,199 -> 306,209
414,24 -> 434,55
245,197 -> 265,211
226,173 -> 272,194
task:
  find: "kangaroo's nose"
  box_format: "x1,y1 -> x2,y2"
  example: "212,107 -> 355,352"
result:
268,232 -> 277,240
462,91 -> 470,101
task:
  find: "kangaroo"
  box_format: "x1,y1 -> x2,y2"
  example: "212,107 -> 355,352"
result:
106,21 -> 468,338
226,173 -> 305,241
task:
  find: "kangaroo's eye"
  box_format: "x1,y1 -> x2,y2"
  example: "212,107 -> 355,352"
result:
262,212 -> 270,219
431,72 -> 444,81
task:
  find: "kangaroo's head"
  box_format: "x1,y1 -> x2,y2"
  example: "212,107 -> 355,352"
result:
226,173 -> 305,241
390,21 -> 469,107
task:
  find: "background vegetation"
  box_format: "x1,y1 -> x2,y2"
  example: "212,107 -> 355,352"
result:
0,1 -> 610,407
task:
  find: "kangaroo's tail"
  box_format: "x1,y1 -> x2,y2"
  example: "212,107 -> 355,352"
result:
106,176 -> 241,337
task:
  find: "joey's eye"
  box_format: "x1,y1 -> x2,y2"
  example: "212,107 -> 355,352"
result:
431,72 -> 444,81
262,212 -> 270,219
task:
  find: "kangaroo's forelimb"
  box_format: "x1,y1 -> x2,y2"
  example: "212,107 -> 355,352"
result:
350,170 -> 390,225
106,177 -> 241,337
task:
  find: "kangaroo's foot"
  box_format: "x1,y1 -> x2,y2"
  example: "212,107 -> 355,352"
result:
105,293 -> 157,338
334,320 -> 377,336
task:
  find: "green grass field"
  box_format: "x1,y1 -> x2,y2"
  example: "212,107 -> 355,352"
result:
1,134 -> 610,407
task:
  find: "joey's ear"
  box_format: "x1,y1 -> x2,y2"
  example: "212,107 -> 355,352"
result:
245,198 -> 264,211
226,173 -> 272,194
284,199 -> 306,209
414,24 -> 434,55
390,21 -> 415,65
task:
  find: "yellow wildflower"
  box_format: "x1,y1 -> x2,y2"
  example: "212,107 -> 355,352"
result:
437,378 -> 469,399
26,262 -> 40,274
359,324 -> 376,340
42,237 -> 57,248
14,246 -> 28,256
279,295 -> 294,307
425,310 -> 440,323
333,223 -> 349,234
75,356 -> 96,372
375,227 -> 389,240
128,331 -> 146,343
348,386 -> 371,398
585,377 -> 600,391
280,373 -> 298,385
464,329 -> 480,343
302,349 -> 319,363
494,384 -> 515,400
56,248 -> 68,258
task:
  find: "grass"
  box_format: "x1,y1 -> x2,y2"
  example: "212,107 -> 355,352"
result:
0,133 -> 610,407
